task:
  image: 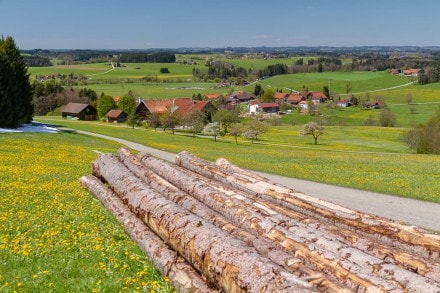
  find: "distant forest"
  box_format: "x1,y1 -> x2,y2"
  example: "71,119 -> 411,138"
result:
21,47 -> 440,84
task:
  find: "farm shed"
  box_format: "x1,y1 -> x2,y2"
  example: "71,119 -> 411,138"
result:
61,103 -> 97,121
105,109 -> 127,123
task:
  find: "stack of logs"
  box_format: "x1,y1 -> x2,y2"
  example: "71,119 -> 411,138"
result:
80,147 -> 440,292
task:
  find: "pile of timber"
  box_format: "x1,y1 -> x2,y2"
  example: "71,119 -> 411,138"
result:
80,147 -> 440,292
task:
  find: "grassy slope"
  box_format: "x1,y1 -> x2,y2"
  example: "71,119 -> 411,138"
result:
0,133 -> 172,292
35,117 -> 440,203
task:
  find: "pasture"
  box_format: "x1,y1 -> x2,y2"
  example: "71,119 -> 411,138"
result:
35,117 -> 440,203
0,133 -> 172,292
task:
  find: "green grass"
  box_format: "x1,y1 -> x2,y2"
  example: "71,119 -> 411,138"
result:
35,117 -> 440,203
0,133 -> 173,292
254,71 -> 413,94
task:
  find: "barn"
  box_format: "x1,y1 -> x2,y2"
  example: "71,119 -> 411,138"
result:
105,109 -> 127,123
61,103 -> 97,121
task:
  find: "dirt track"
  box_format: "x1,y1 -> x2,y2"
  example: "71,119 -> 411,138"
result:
78,130 -> 440,233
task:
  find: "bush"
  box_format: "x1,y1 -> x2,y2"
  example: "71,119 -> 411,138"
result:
404,105 -> 440,154
160,67 -> 170,74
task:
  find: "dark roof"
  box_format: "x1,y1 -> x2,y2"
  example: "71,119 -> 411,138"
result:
62,103 -> 92,114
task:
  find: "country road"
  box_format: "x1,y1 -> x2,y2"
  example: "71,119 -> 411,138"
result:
76,129 -> 440,233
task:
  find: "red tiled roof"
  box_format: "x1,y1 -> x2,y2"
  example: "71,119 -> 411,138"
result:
258,103 -> 279,108
403,69 -> 421,75
205,93 -> 222,99
311,92 -> 328,99
106,109 -> 125,118
142,98 -> 210,116
286,93 -> 302,102
273,92 -> 287,100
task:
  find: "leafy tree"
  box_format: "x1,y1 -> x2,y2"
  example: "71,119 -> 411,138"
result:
160,110 -> 180,134
184,110 -> 205,136
242,119 -> 269,143
202,122 -> 221,141
148,113 -> 161,131
229,123 -> 243,144
213,109 -> 239,133
260,89 -> 275,103
300,122 -> 324,145
0,36 -> 33,127
118,95 -> 137,128
118,95 -> 136,114
97,95 -> 116,118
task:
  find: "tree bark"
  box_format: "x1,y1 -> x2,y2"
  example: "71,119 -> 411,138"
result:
176,151 -> 440,261
117,147 -> 349,292
138,152 -> 440,292
92,154 -> 316,293
79,175 -> 217,293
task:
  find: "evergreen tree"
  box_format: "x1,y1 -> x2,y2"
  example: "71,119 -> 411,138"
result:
0,36 -> 33,127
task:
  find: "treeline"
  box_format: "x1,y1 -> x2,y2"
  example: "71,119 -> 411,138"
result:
119,52 -> 176,63
193,61 -> 248,81
257,64 -> 288,78
32,79 -> 98,116
23,55 -> 52,67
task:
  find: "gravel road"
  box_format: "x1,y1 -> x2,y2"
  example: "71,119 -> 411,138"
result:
78,130 -> 440,233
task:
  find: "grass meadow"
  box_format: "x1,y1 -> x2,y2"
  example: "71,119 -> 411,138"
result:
0,133 -> 173,292
35,117 -> 440,203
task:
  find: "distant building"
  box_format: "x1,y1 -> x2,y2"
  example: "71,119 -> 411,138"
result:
61,103 -> 97,121
106,109 -> 127,123
136,98 -> 217,122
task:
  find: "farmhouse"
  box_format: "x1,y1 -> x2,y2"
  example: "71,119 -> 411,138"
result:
249,101 -> 280,114
61,103 -> 97,121
403,68 -> 421,77
228,91 -> 256,103
105,109 -> 127,123
310,92 -> 328,103
273,92 -> 288,103
136,98 -> 217,121
286,93 -> 304,105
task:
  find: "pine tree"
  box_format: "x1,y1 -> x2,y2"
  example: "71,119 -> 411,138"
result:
0,36 -> 33,127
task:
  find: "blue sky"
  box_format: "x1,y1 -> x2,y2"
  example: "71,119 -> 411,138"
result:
1,0 -> 440,49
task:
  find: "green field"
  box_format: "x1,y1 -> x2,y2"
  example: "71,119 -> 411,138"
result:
0,133 -> 172,292
35,117 -> 440,203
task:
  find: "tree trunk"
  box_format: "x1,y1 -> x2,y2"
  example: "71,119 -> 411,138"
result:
92,154 -> 315,293
117,147 -> 349,292
176,151 -> 440,261
85,149 -> 440,292
137,152 -> 440,292
79,175 -> 217,293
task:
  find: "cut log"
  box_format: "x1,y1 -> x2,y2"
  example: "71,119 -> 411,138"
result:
176,151 -> 440,261
79,175 -> 216,293
92,154 -> 316,293
117,147 -> 350,292
138,153 -> 438,292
